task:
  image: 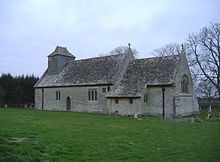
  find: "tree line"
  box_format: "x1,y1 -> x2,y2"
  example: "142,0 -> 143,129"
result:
0,73 -> 39,107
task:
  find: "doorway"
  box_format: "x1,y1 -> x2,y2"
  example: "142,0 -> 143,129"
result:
66,96 -> 71,111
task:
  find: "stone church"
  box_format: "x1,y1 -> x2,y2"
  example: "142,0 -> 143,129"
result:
34,45 -> 198,117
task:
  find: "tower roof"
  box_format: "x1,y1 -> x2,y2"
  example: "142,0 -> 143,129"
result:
48,46 -> 75,58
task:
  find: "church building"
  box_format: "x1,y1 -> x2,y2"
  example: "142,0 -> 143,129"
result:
34,45 -> 198,117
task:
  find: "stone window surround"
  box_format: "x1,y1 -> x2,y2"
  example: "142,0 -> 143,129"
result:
102,87 -> 106,93
181,74 -> 189,93
56,90 -> 60,100
88,89 -> 97,101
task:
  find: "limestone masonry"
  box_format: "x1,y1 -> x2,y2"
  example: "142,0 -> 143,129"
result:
34,45 -> 199,117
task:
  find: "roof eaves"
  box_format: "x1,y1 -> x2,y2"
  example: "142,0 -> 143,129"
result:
34,69 -> 48,88
34,83 -> 114,89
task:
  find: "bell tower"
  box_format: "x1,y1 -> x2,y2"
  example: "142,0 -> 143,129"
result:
47,46 -> 75,75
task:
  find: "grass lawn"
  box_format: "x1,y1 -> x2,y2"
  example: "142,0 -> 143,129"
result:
0,108 -> 220,162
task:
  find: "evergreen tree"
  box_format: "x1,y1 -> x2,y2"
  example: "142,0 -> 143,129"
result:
0,73 -> 39,107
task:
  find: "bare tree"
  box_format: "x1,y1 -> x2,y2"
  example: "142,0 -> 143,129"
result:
152,43 -> 181,56
151,41 -> 215,99
109,46 -> 129,55
187,23 -> 220,99
100,46 -> 138,58
196,79 -> 218,98
151,23 -> 220,99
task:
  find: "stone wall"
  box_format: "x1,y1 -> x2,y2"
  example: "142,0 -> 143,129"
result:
174,53 -> 193,95
174,94 -> 193,116
146,86 -> 176,117
174,53 -> 199,113
35,88 -> 43,109
48,55 -> 74,75
35,85 -> 111,113
107,98 -> 142,115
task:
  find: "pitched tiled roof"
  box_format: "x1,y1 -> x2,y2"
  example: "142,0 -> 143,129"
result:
35,54 -> 127,87
48,46 -> 75,58
107,55 -> 180,97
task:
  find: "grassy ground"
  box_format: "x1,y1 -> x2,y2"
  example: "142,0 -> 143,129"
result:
0,108 -> 220,162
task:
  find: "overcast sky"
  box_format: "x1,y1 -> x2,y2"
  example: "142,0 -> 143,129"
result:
0,0 -> 219,76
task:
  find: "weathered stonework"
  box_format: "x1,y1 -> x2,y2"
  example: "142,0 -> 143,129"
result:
35,46 -> 199,117
107,98 -> 142,115
174,94 -> 193,116
35,85 -> 111,113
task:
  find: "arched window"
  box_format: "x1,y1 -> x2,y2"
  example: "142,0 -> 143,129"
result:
181,75 -> 189,93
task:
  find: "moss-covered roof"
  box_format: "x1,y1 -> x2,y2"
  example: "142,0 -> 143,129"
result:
35,54 -> 127,87
108,55 -> 180,97
35,51 -> 180,97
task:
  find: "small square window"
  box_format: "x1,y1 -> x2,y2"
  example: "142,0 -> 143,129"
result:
102,88 -> 106,93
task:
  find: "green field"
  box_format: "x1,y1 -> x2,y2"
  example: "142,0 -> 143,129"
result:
0,108 -> 220,162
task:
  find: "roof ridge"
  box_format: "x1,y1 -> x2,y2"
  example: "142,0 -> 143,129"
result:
135,54 -> 179,61
74,53 -> 126,62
